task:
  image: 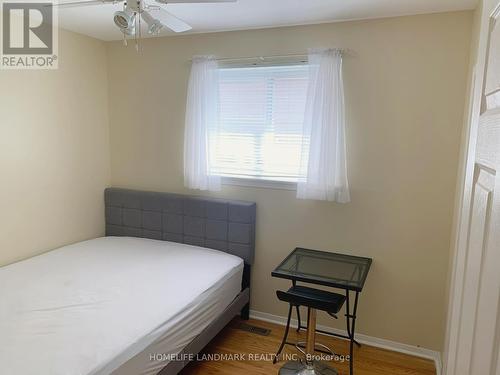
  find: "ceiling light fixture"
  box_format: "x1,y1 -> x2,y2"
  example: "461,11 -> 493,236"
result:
114,8 -> 136,34
55,0 -> 238,50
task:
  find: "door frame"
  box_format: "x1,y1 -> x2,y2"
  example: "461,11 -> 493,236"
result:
444,1 -> 500,374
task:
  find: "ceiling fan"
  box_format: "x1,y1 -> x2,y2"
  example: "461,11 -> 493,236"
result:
55,0 -> 236,38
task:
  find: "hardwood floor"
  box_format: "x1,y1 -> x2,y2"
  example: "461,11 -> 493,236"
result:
180,318 -> 436,375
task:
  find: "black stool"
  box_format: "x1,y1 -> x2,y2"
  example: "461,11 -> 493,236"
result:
274,285 -> 346,375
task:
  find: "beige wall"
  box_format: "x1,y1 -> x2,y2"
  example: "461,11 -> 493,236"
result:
0,30 -> 110,266
105,11 -> 473,351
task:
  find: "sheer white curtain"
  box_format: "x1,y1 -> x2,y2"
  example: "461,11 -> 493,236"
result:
184,56 -> 221,191
297,48 -> 350,203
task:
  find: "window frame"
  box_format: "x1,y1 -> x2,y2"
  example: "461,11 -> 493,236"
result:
213,58 -> 309,189
221,175 -> 297,190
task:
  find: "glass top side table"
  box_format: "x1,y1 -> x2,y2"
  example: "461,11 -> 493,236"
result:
272,248 -> 373,375
272,247 -> 372,291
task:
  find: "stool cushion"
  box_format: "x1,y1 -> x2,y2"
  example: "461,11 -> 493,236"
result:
276,285 -> 346,314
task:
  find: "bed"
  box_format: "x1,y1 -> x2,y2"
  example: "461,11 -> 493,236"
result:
0,188 -> 256,375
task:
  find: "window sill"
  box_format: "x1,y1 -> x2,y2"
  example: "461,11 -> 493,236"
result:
220,176 -> 297,191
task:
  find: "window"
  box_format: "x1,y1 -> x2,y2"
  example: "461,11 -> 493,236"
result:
185,51 -> 348,200
208,64 -> 309,183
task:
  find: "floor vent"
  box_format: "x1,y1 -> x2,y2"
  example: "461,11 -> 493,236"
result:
237,323 -> 271,336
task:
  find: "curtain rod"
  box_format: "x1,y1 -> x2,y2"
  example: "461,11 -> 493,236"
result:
216,53 -> 307,63
188,48 -> 354,63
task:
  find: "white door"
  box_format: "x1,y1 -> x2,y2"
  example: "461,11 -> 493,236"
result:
445,2 -> 500,375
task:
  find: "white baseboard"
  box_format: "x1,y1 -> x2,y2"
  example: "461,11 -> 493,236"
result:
249,309 -> 442,375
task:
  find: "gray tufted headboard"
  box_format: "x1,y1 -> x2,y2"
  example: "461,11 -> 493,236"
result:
104,188 -> 256,265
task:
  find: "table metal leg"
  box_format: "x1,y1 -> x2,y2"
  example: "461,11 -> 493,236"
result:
274,304 -> 293,364
292,280 -> 304,332
345,291 -> 360,375
296,305 -> 302,332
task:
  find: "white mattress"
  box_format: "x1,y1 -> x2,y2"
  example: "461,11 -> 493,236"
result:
0,237 -> 243,375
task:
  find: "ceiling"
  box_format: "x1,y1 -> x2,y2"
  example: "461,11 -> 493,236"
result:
57,0 -> 478,42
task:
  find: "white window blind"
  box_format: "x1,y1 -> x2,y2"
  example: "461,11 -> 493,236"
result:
209,64 -> 309,182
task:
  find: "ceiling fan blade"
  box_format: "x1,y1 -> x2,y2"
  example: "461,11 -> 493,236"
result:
149,8 -> 192,32
158,0 -> 236,3
54,0 -> 121,7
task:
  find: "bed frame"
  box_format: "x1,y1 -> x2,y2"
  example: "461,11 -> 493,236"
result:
104,188 -> 256,375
